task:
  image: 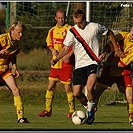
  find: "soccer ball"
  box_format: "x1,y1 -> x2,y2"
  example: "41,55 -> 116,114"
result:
72,110 -> 87,125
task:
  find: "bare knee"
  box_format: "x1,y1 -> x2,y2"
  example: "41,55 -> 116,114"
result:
11,87 -> 20,96
126,96 -> 133,104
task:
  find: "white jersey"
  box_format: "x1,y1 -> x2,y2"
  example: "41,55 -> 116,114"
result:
63,22 -> 108,69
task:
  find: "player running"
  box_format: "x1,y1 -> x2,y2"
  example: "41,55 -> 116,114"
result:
51,9 -> 124,124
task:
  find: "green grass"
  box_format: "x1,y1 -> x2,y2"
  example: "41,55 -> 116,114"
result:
0,73 -> 133,131
0,99 -> 133,131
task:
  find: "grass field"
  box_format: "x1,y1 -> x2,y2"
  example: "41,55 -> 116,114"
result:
0,71 -> 133,132
0,99 -> 133,131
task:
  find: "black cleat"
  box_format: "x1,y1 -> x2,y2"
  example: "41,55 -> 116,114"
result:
17,118 -> 29,123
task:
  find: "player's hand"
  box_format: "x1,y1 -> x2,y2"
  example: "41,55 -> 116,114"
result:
115,49 -> 125,58
52,49 -> 59,56
51,59 -> 57,66
98,52 -> 107,62
13,69 -> 20,78
0,49 -> 8,58
62,55 -> 70,63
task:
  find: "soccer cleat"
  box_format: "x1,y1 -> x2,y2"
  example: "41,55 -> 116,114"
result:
17,118 -> 29,123
130,121 -> 133,125
85,111 -> 95,124
66,112 -> 73,118
38,110 -> 52,117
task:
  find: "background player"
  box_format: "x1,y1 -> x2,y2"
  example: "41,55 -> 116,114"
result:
0,21 -> 29,123
38,9 -> 75,118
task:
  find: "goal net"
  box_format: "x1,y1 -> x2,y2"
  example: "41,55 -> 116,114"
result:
7,2 -> 133,106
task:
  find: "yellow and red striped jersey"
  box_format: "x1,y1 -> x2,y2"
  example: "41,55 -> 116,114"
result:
117,32 -> 133,67
106,32 -> 133,76
0,33 -> 20,72
46,23 -> 73,69
118,32 -> 133,53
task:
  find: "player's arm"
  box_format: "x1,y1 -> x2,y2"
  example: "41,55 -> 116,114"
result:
48,46 -> 59,56
98,43 -> 111,61
107,29 -> 124,58
51,45 -> 70,66
11,56 -> 20,78
62,49 -> 74,63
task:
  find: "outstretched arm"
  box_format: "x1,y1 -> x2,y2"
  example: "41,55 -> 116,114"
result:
51,45 -> 70,66
107,29 -> 124,58
62,49 -> 74,63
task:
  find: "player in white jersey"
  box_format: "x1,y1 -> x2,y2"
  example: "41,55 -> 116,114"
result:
51,9 -> 124,124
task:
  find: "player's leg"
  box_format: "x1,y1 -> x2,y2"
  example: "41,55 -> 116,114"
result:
126,87 -> 133,125
38,79 -> 57,117
85,73 -> 97,124
38,68 -> 58,117
64,83 -> 75,118
94,66 -> 114,108
123,74 -> 133,125
72,67 -> 88,107
94,82 -> 110,108
4,74 -> 29,123
60,66 -> 75,118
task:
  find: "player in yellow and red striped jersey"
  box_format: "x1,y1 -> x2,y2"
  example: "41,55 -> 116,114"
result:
95,27 -> 133,125
117,28 -> 133,67
38,9 -> 75,118
0,21 -> 29,123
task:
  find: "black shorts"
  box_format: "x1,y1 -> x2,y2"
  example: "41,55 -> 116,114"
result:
98,67 -> 133,88
73,64 -> 98,86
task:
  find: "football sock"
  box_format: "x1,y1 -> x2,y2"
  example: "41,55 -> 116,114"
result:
45,90 -> 54,112
67,92 -> 75,113
14,96 -> 24,120
87,100 -> 95,112
128,104 -> 133,122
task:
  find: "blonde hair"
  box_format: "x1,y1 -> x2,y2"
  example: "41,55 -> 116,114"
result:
73,9 -> 86,20
7,21 -> 25,33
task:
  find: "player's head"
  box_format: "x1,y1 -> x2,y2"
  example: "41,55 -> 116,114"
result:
7,21 -> 25,41
72,9 -> 86,30
55,9 -> 66,27
129,27 -> 133,40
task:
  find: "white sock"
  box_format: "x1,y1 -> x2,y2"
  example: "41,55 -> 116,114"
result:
87,101 -> 95,112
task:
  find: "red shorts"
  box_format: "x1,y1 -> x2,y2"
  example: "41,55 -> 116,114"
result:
49,66 -> 73,84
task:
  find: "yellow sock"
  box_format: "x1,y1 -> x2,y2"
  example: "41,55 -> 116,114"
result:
14,96 -> 24,120
128,104 -> 133,122
67,92 -> 75,113
45,90 -> 54,112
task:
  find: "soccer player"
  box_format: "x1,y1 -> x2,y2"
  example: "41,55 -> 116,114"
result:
38,9 -> 75,118
94,27 -> 133,125
118,28 -> 133,67
51,9 -> 124,124
0,21 -> 29,123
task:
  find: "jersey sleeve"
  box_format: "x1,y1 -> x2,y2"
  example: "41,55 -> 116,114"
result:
46,29 -> 53,48
63,29 -> 74,47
